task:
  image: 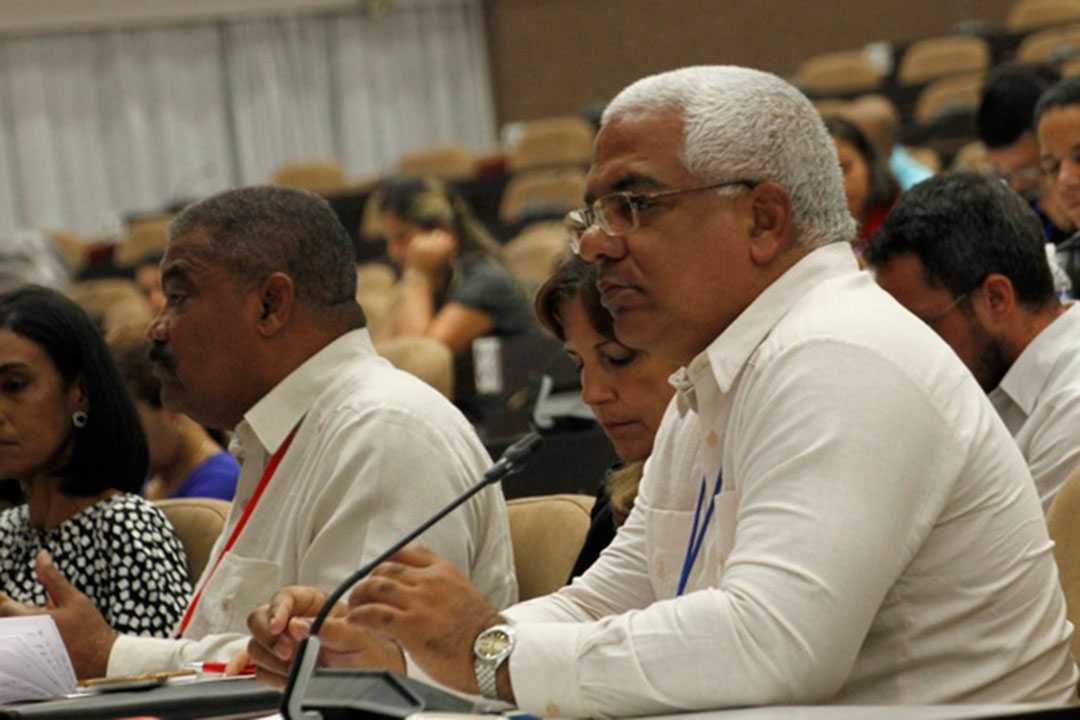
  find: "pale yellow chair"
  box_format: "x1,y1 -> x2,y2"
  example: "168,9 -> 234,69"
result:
507,493 -> 595,601
114,215 -> 173,268
375,335 -> 455,399
897,35 -> 990,86
950,140 -> 991,172
396,145 -> 476,180
154,498 -> 231,584
1016,23 -> 1080,62
1047,463 -> 1080,663
509,117 -> 594,171
1006,0 -> 1080,31
503,221 -> 571,296
914,73 -> 985,126
271,159 -> 346,195
794,50 -> 882,95
499,168 -> 587,226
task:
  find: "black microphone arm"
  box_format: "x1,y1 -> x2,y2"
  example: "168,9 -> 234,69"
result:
281,432 -> 544,720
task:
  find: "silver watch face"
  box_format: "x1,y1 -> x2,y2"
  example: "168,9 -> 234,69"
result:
475,628 -> 512,660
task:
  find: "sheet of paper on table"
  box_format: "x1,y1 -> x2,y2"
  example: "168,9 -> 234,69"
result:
0,616 -> 76,704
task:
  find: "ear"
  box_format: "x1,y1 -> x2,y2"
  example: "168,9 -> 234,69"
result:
255,272 -> 296,337
745,183 -> 795,266
971,273 -> 1015,330
67,374 -> 89,414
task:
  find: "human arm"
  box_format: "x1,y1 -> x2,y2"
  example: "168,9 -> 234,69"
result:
1022,391 -> 1080,512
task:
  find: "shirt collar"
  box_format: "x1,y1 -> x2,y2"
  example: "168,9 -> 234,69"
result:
237,328 -> 377,455
995,302 -> 1080,415
671,243 -> 858,415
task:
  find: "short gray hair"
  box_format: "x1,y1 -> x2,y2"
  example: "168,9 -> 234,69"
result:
602,65 -> 856,249
170,186 -> 360,313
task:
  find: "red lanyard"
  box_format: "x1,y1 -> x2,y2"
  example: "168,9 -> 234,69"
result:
175,424 -> 299,638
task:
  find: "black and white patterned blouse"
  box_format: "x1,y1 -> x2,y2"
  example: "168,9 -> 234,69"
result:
0,493 -> 193,637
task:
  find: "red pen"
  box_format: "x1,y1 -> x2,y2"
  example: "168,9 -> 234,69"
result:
190,662 -> 256,675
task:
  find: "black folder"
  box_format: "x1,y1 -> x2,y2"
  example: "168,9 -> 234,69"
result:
0,678 -> 280,719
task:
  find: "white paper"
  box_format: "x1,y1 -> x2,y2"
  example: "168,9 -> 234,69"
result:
0,616 -> 77,703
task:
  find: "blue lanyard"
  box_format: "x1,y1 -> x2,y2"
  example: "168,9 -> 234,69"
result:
677,470 -> 723,596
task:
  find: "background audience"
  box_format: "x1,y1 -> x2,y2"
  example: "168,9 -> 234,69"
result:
375,176 -> 535,354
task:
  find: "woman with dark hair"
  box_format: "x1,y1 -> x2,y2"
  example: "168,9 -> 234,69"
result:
376,175 -> 534,353
534,257 -> 677,577
0,286 -> 191,637
824,114 -> 901,257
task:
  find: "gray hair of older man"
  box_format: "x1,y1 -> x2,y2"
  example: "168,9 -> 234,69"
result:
602,65 -> 857,250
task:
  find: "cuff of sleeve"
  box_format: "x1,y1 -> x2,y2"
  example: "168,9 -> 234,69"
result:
107,635 -> 180,677
508,622 -> 584,718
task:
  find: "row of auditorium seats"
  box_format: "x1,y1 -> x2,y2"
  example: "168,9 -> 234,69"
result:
160,493 -> 596,603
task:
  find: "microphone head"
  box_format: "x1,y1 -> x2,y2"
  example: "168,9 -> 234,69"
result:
503,432 -> 544,465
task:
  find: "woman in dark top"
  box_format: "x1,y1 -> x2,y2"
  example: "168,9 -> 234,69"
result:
376,175 -> 534,353
0,287 -> 191,637
534,257 -> 677,578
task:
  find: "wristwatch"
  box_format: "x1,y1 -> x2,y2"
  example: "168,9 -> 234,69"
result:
473,623 -> 516,700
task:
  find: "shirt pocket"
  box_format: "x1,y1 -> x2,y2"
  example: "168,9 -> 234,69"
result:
186,552 -> 282,638
644,503 -> 700,599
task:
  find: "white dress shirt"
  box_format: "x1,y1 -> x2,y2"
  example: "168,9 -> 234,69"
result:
108,328 -> 517,676
989,302 -> 1080,512
503,244 -> 1076,717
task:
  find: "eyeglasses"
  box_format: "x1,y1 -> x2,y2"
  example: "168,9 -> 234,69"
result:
921,292 -> 968,327
564,179 -> 757,254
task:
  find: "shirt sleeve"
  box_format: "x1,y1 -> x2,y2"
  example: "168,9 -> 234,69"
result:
1024,391 -> 1080,512
505,339 -> 968,717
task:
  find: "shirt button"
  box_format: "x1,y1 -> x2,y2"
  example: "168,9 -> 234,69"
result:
706,431 -> 719,447
221,599 -> 230,611
655,560 -> 665,577
545,703 -> 561,717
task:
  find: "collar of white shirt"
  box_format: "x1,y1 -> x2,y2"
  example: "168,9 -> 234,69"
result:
235,327 -> 377,458
673,243 -> 858,417
993,301 -> 1080,416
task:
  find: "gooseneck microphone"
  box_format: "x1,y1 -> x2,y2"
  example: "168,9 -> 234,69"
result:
281,433 -> 544,720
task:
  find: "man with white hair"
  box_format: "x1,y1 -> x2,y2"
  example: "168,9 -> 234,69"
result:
246,66 -> 1076,715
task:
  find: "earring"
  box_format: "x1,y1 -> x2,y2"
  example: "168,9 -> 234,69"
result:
72,411 -> 88,429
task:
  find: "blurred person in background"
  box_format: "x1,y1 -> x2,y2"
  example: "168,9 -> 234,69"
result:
376,176 -> 534,353
0,286 -> 191,637
824,115 -> 899,259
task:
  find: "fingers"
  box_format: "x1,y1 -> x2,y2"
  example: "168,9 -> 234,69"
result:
267,586 -> 327,635
224,648 -> 252,676
246,632 -> 295,680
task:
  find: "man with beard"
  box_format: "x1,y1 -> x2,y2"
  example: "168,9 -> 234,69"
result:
0,185 -> 516,679
868,171 -> 1080,512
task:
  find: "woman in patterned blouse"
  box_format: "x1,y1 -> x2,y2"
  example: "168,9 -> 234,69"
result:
0,286 -> 192,637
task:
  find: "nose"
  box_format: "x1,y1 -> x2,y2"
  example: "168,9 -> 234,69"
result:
145,309 -> 168,342
580,362 -> 617,408
576,225 -> 628,264
1058,158 -> 1080,190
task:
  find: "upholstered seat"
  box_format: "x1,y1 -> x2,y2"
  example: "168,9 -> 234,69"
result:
154,498 -> 231,583
506,493 -> 595,601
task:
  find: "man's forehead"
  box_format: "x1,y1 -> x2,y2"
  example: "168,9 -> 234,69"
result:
161,230 -> 215,277
586,109 -> 690,195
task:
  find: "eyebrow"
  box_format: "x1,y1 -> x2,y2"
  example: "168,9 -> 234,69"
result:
160,263 -> 192,285
584,174 -> 664,204
0,362 -> 30,373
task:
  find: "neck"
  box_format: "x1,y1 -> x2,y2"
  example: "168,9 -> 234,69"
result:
24,476 -> 112,531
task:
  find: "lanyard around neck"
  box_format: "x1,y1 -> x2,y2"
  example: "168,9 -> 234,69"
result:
175,423 -> 300,638
677,470 -> 723,596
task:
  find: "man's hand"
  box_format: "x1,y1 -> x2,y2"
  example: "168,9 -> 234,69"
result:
0,550 -> 117,679
246,585 -> 404,689
345,545 -> 511,701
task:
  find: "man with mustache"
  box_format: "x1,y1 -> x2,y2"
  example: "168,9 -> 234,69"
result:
0,186 -> 516,679
868,172 -> 1080,513
247,67 -> 1075,715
